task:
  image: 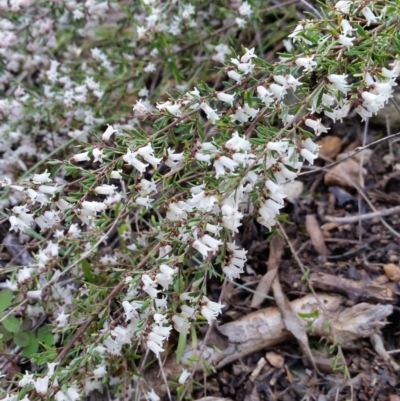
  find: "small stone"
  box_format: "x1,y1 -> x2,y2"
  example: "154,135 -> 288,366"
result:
389,254 -> 398,263
265,351 -> 284,368
384,263 -> 400,281
324,159 -> 367,189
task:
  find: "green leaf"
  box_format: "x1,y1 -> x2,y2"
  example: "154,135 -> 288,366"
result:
37,325 -> 54,347
22,332 -> 39,357
81,259 -> 94,283
176,332 -> 187,363
0,289 -> 13,313
3,316 -> 20,333
13,331 -> 30,347
298,309 -> 319,319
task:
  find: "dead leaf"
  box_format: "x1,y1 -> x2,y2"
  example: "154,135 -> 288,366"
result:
265,351 -> 284,368
305,215 -> 330,256
324,159 -> 367,189
251,236 -> 284,308
316,135 -> 342,159
384,263 -> 400,281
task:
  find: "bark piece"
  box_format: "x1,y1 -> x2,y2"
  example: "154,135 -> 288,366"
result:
324,159 -> 367,189
309,272 -> 399,303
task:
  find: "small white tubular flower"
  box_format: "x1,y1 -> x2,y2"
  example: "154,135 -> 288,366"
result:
327,73 -> 349,94
147,340 -> 164,357
142,274 -> 159,298
156,264 -> 177,289
257,86 -> 274,105
305,118 -> 330,135
37,185 -> 58,195
17,266 -> 34,283
334,1 -> 351,14
135,196 -> 154,209
200,234 -> 222,253
111,170 -> 123,179
27,290 -> 42,299
243,103 -> 259,119
338,34 -> 355,49
201,103 -> 220,124
300,148 -> 318,165
123,149 -> 149,173
9,205 -> 34,233
92,148 -> 104,163
35,377 -> 49,396
93,365 -> 107,379
82,201 -> 107,212
269,83 -> 287,100
179,369 -> 191,385
355,105 -> 372,122
55,310 -> 70,327
122,301 -> 138,322
138,144 -> 161,166
324,102 -> 351,122
267,140 -> 289,155
146,389 -> 160,401
288,24 -> 303,38
192,239 -> 213,258
31,170 -> 52,184
102,124 -> 117,141
1,177 -> 12,187
303,138 -> 320,153
227,70 -> 242,83
172,315 -> 190,333
19,372 -> 35,387
241,47 -> 256,63
237,61 -> 254,74
156,101 -> 181,117
217,92 -> 235,106
95,184 -> 117,195
165,148 -> 184,168
200,296 -> 224,324
341,19 -> 355,36
66,386 -> 80,401
213,156 -> 239,178
221,204 -> 243,232
238,1 -> 252,16
226,131 -> 251,151
361,6 -> 377,25
71,152 -> 90,162
295,56 -> 317,72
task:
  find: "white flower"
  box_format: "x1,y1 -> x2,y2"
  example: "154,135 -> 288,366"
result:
217,92 -> 235,106
361,6 -> 377,25
303,138 -> 320,153
95,184 -> 117,195
257,86 -> 274,105
138,144 -> 161,166
55,310 -> 70,328
295,56 -> 317,72
66,386 -> 80,401
267,141 -> 289,155
179,369 -> 191,385
156,101 -> 181,117
123,149 -> 149,173
300,148 -> 318,164
71,152 -> 90,162
200,296 -> 224,324
165,148 -> 184,168
269,83 -> 287,100
305,118 -> 330,135
146,389 -> 160,401
201,103 -> 220,124
227,70 -> 242,83
338,34 -> 355,49
142,274 -> 159,298
35,377 -> 49,396
135,196 -> 154,209
327,73 -> 349,94
82,201 -> 107,212
102,124 -> 117,141
226,131 -> 251,151
221,204 -> 243,232
156,264 -> 177,289
92,148 -> 104,163
172,315 -> 190,334
110,170 -> 122,179
93,364 -> 107,378
19,372 -> 35,387
355,105 -> 372,121
334,1 -> 351,14
147,340 -> 164,356
241,47 -> 257,63
192,239 -> 213,258
31,170 -> 52,184
27,290 -> 42,299
341,19 -> 355,36
238,1 -> 252,16
213,155 -> 238,178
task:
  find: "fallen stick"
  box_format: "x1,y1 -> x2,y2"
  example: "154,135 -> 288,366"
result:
324,205 -> 400,223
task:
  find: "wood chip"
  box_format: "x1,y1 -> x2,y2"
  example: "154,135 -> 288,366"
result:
265,351 -> 284,368
384,263 -> 400,281
305,215 -> 330,256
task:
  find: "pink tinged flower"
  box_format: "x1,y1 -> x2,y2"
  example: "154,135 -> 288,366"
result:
35,377 -> 49,396
300,148 -> 318,165
70,152 -> 90,162
102,124 -> 117,141
123,149 -> 149,173
227,70 -> 242,83
295,56 -> 317,72
179,369 -> 191,385
334,1 -> 351,14
305,118 -> 330,135
361,6 -> 377,25
338,34 -> 355,49
217,92 -> 235,106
